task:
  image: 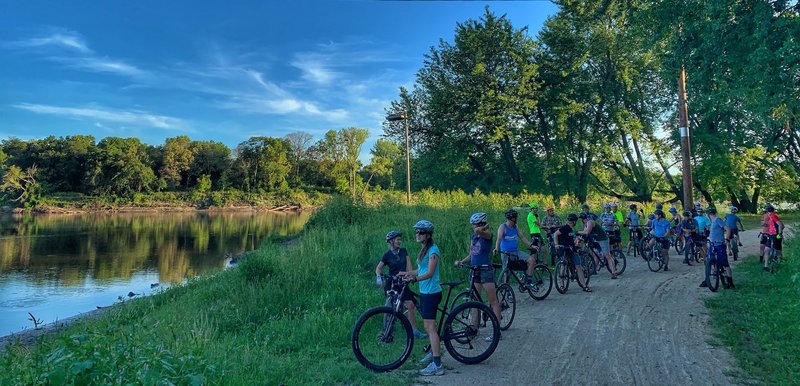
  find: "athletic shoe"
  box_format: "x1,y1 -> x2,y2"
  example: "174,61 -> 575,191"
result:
419,352 -> 433,366
699,280 -> 708,288
484,333 -> 501,342
664,266 -> 669,271
419,362 -> 445,376
413,328 -> 428,339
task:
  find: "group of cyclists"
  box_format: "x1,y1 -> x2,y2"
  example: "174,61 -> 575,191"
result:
374,200 -> 785,376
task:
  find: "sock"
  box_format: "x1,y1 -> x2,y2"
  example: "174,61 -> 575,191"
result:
433,356 -> 441,366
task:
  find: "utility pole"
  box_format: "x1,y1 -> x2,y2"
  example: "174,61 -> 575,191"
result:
386,112 -> 411,204
678,64 -> 694,210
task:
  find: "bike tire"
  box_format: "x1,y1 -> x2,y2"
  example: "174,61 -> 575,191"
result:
496,283 -> 516,331
352,306 -> 413,372
555,261 -> 569,294
675,237 -> 685,254
450,290 -> 474,313
707,258 -> 720,292
730,238 -> 739,261
581,253 -> 594,285
443,301 -> 500,365
611,250 -> 627,275
526,264 -> 553,300
647,248 -> 663,272
640,238 -> 649,260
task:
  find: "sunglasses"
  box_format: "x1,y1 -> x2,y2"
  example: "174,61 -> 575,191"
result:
415,230 -> 429,235
473,222 -> 487,227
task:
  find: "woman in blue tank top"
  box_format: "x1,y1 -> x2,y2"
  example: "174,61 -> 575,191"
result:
456,212 -> 502,339
494,209 -> 537,287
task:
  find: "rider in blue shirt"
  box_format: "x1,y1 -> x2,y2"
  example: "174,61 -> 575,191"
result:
649,210 -> 673,271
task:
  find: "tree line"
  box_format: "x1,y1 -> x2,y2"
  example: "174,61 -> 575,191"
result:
0,129 -> 405,206
385,0 -> 800,211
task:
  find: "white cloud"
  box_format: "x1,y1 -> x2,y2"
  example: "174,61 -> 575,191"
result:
13,103 -> 186,130
47,56 -> 148,78
3,31 -> 91,53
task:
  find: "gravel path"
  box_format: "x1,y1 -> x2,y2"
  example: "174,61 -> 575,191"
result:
423,229 -> 766,386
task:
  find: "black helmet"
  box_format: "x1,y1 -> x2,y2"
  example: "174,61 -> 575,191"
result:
654,210 -> 664,217
567,213 -> 578,222
504,209 -> 518,219
765,203 -> 775,212
655,203 -> 664,210
385,230 -> 402,242
683,210 -> 691,216
578,212 -> 588,220
707,208 -> 717,215
629,204 -> 637,210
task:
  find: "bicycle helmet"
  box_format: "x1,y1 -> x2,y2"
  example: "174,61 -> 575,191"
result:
655,203 -> 664,210
629,204 -> 637,210
469,212 -> 488,225
546,205 -> 555,211
654,210 -> 664,217
567,213 -> 578,222
694,200 -> 702,208
529,202 -> 538,209
765,203 -> 775,212
683,210 -> 691,216
603,202 -> 611,209
729,205 -> 738,213
578,212 -> 588,220
413,220 -> 434,233
385,230 -> 402,242
611,202 -> 618,208
647,214 -> 656,220
505,209 -> 518,219
707,208 -> 717,215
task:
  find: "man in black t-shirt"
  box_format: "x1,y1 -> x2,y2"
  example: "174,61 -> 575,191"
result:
375,230 -> 427,339
553,214 -> 591,292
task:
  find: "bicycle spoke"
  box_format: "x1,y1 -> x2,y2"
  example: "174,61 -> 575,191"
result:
352,307 -> 413,372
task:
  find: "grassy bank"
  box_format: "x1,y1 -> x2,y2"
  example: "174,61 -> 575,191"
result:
0,193 -> 540,385
705,239 -> 800,384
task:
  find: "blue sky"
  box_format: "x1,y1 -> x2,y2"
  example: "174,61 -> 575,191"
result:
0,1 -> 558,161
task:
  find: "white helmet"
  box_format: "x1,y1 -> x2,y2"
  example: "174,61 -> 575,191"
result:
729,206 -> 738,213
413,220 -> 434,233
469,212 -> 488,225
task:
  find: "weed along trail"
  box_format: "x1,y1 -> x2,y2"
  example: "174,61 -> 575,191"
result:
422,229 -> 767,386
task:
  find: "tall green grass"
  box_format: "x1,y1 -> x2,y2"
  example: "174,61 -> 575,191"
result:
705,238 -> 800,384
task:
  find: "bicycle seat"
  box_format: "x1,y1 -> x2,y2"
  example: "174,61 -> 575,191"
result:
442,281 -> 463,288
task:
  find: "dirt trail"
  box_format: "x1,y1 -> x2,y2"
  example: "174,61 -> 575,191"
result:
424,229 -> 767,386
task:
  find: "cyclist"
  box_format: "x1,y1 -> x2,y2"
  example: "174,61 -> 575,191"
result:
455,212 -> 502,341
700,208 -> 734,288
724,206 -> 744,260
624,204 -> 643,252
554,213 -> 591,292
611,203 -> 624,248
541,206 -> 563,260
527,203 -> 547,265
375,230 -> 426,339
759,206 -> 770,263
580,204 -> 598,221
762,204 -> 784,271
649,210 -> 672,271
400,220 -> 444,376
578,212 -> 618,279
680,210 -> 697,266
600,203 -> 621,251
495,209 -> 537,287
694,208 -> 710,259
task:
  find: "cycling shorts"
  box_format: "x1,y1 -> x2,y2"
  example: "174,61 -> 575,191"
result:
708,242 -> 729,268
530,233 -> 544,247
502,250 -> 531,272
419,292 -> 442,320
653,237 -> 669,250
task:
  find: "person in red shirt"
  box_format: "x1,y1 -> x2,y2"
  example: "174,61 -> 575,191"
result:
762,203 -> 784,271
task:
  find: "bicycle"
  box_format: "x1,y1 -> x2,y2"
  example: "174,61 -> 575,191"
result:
554,246 -> 592,294
626,225 -> 642,259
646,237 -> 666,272
764,234 -> 781,273
497,250 -> 553,300
726,228 -> 742,261
352,275 -> 501,372
450,264 -> 516,331
670,232 -> 684,254
682,233 -> 697,264
577,235 -> 624,276
639,228 -> 653,261
705,242 -> 731,292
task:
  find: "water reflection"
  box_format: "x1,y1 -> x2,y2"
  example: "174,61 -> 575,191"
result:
0,211 -> 309,336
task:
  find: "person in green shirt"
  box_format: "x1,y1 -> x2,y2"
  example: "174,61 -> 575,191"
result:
527,202 -> 546,264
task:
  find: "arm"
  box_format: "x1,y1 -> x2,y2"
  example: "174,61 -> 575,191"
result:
517,227 -> 532,247
737,218 -> 745,231
553,229 -> 561,246
375,261 -> 385,277
415,253 -> 439,282
494,225 -> 505,253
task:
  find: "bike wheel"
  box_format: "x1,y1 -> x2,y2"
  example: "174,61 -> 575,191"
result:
639,238 -> 649,259
647,249 -> 663,272
730,238 -> 739,261
555,261 -> 569,294
694,244 -> 703,263
352,306 -> 413,372
675,237 -> 685,254
526,264 -> 553,300
707,258 -> 720,292
443,301 -> 500,365
496,283 -> 515,331
768,250 -> 780,273
611,250 -> 627,275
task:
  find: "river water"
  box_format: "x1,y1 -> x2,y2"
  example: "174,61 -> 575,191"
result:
0,211 -> 310,336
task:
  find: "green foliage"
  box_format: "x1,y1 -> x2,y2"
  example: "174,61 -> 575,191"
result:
159,136 -> 194,189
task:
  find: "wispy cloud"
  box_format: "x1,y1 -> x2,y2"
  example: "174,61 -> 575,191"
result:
13,103 -> 187,130
291,54 -> 340,85
3,30 -> 91,53
58,57 -> 147,77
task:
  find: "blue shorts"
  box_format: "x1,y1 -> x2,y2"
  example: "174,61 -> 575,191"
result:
419,292 -> 442,320
707,243 -> 729,268
472,266 -> 496,284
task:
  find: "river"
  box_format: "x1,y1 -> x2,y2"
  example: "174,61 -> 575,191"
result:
0,210 -> 310,337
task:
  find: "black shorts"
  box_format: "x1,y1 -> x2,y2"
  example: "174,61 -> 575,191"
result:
654,237 -> 669,250
530,233 -> 544,247
419,292 -> 442,320
768,235 -> 783,251
760,234 -> 769,245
